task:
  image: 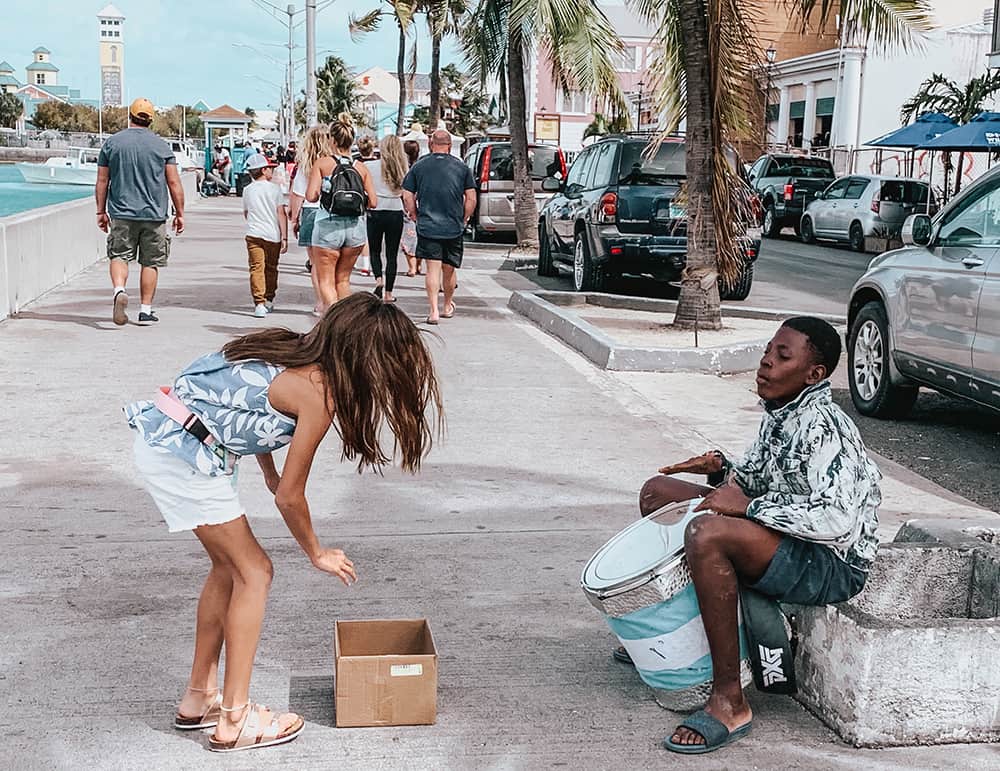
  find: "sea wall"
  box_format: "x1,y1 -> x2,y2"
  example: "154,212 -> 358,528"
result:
0,171 -> 199,320
0,148 -> 72,163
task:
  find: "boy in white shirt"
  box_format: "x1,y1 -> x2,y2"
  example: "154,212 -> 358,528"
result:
242,154 -> 288,317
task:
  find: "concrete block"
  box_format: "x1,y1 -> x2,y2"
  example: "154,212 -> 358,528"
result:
791,543 -> 1000,747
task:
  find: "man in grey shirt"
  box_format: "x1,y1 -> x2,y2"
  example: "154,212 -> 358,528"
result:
96,97 -> 185,326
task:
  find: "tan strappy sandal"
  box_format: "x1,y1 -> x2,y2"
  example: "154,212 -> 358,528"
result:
208,702 -> 305,753
174,686 -> 222,730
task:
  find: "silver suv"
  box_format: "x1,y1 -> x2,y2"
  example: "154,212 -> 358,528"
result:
847,165 -> 1000,417
801,175 -> 936,252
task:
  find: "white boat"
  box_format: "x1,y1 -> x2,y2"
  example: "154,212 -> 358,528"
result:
14,147 -> 100,186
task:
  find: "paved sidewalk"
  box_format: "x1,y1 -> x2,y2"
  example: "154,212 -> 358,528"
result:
0,198 -> 996,769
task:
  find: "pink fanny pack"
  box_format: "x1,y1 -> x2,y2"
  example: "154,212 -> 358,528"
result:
153,387 -> 237,472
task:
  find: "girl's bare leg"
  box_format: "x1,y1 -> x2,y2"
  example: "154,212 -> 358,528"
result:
335,246 -> 363,300
310,246 -> 340,311
176,555 -> 232,718
307,246 -> 323,313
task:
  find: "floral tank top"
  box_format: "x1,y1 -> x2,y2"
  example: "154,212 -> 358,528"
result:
124,351 -> 297,477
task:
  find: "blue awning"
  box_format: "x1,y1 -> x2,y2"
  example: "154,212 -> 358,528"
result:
918,112 -> 1000,150
865,112 -> 958,148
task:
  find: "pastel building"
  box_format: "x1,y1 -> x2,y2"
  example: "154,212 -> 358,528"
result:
0,46 -> 97,124
98,4 -> 125,108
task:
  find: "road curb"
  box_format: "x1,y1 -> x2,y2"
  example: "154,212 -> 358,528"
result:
509,290 -> 777,373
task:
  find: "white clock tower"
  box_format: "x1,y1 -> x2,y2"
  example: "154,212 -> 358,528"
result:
97,4 -> 125,107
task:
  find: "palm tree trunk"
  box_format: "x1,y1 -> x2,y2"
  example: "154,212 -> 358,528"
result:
672,0 -> 722,330
429,31 -> 442,129
397,22 -> 407,135
507,25 -> 537,247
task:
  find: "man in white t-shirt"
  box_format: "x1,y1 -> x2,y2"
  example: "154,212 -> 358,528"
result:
242,154 -> 287,317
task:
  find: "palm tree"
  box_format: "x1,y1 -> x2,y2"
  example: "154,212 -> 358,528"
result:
0,92 -> 22,129
463,0 -> 628,247
900,71 -> 1000,194
583,112 -> 632,140
426,1 -> 469,129
630,0 -> 934,330
314,55 -> 364,125
351,1 -> 419,135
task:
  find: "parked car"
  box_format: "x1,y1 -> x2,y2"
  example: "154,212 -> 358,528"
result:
846,165 -> 1000,419
800,175 -> 937,252
536,134 -> 759,299
463,141 -> 568,240
747,153 -> 836,237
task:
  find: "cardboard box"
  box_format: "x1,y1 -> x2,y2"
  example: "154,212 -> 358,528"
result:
334,619 -> 438,727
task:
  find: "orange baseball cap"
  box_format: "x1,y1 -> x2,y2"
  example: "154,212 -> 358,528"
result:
129,97 -> 155,120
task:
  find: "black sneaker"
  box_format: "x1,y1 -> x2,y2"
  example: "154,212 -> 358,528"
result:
112,290 -> 128,326
137,311 -> 159,326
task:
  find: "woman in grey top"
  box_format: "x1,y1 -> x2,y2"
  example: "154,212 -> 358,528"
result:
363,135 -> 408,303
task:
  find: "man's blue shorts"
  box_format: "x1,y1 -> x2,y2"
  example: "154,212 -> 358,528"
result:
750,536 -> 868,605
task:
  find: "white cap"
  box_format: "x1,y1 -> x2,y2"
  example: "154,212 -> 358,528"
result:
245,153 -> 276,170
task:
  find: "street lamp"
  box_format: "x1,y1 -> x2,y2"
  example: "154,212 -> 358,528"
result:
764,44 -> 777,147
636,79 -> 645,130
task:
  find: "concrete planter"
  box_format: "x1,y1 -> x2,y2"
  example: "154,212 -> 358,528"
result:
791,543 -> 1000,747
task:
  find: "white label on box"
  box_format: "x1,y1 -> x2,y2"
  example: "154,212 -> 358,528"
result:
390,664 -> 423,677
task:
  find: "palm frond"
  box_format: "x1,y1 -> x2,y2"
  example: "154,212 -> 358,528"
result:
461,0 -> 508,87
899,72 -> 958,124
799,0 -> 935,53
349,9 -> 384,41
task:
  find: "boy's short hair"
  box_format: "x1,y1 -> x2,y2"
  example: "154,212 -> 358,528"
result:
249,167 -> 266,180
781,316 -> 842,376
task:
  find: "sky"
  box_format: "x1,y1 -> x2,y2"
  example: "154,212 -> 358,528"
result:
2,1 -> 996,112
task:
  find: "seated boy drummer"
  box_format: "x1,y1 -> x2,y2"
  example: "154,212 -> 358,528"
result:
635,317 -> 882,754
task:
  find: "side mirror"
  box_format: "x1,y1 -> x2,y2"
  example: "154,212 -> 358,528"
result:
541,176 -> 562,193
902,214 -> 932,247
815,192 -> 825,200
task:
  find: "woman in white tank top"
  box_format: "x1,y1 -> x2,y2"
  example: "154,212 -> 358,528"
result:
363,135 -> 408,303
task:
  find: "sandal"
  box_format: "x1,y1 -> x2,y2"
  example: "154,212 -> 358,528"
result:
612,646 -> 634,666
663,709 -> 752,754
174,686 -> 222,730
208,702 -> 304,753
441,303 -> 456,319
425,317 -> 439,325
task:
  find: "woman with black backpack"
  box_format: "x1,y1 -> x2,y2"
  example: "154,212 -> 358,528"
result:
305,113 -> 377,311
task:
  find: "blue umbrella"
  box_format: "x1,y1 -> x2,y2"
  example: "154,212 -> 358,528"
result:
866,112 -> 958,148
918,112 -> 1000,150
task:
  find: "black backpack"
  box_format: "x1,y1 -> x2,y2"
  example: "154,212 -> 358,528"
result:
320,156 -> 367,217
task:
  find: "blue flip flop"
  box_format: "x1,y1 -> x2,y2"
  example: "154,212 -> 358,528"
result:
663,709 -> 752,754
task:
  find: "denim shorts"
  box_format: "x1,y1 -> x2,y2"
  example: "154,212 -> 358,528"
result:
750,536 -> 868,605
312,212 -> 366,250
298,207 -> 318,247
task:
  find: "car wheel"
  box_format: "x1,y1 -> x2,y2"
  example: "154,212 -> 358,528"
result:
848,302 -> 919,418
762,204 -> 780,238
799,216 -> 815,244
537,222 -> 558,277
573,231 -> 604,292
849,221 -> 866,252
719,262 -> 754,301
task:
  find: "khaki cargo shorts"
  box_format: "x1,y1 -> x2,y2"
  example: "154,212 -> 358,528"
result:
107,219 -> 170,268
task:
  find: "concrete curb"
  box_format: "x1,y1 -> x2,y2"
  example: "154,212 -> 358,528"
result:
508,290 -> 838,373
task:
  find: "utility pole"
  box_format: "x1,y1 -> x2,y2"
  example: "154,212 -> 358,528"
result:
306,0 -> 317,127
286,3 -> 295,141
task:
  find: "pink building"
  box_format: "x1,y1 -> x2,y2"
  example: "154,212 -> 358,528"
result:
527,5 -> 656,154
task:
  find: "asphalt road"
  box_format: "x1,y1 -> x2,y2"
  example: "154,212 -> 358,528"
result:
488,230 -> 1000,512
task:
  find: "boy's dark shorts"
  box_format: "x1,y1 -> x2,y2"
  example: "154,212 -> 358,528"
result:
416,234 -> 463,268
750,536 -> 868,605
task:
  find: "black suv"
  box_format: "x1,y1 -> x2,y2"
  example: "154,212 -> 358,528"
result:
537,135 -> 758,299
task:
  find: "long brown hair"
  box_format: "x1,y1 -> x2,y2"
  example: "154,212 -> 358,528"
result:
379,134 -> 407,191
222,293 -> 443,473
403,139 -> 420,167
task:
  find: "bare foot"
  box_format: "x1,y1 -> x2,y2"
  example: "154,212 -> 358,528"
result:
669,694 -> 752,747
212,703 -> 301,745
177,687 -> 218,720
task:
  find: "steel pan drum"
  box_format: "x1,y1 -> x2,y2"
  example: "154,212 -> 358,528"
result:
581,499 -> 751,711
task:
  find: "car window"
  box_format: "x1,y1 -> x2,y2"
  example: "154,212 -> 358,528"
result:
566,148 -> 594,189
844,179 -> 870,200
749,157 -> 767,180
823,179 -> 851,200
589,142 -> 617,189
487,144 -> 561,182
465,150 -> 477,174
937,180 -> 1000,247
618,141 -> 685,185
880,180 -> 932,205
765,157 -> 835,178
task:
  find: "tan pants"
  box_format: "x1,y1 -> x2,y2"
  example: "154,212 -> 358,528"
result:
245,236 -> 280,305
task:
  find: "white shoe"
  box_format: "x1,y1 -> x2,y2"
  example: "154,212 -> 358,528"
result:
264,301 -> 274,312
253,304 -> 268,318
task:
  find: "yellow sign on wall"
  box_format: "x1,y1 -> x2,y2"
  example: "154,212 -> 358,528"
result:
534,114 -> 561,143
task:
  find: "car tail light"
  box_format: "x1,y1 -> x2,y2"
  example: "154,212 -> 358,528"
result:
480,146 -> 492,193
597,192 -> 618,223
745,245 -> 757,259
783,183 -> 794,202
870,191 -> 881,214
558,150 -> 567,181
610,246 -> 624,256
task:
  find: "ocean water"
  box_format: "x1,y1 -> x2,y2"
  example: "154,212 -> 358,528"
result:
0,164 -> 92,218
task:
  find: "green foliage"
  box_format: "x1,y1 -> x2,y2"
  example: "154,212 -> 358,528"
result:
151,105 -> 205,138
0,92 -> 22,128
314,55 -> 368,126
582,112 -> 631,139
900,71 -> 1000,126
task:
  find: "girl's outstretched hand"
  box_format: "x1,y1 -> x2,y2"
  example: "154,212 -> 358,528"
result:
311,548 -> 357,586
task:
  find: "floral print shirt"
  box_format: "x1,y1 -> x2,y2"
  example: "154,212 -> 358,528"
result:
125,351 -> 296,477
732,381 -> 881,570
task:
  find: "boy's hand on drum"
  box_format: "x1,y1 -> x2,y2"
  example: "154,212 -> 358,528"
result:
694,482 -> 751,516
311,548 -> 357,586
658,451 -> 723,476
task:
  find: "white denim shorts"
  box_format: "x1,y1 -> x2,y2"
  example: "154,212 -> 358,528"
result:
133,433 -> 243,533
